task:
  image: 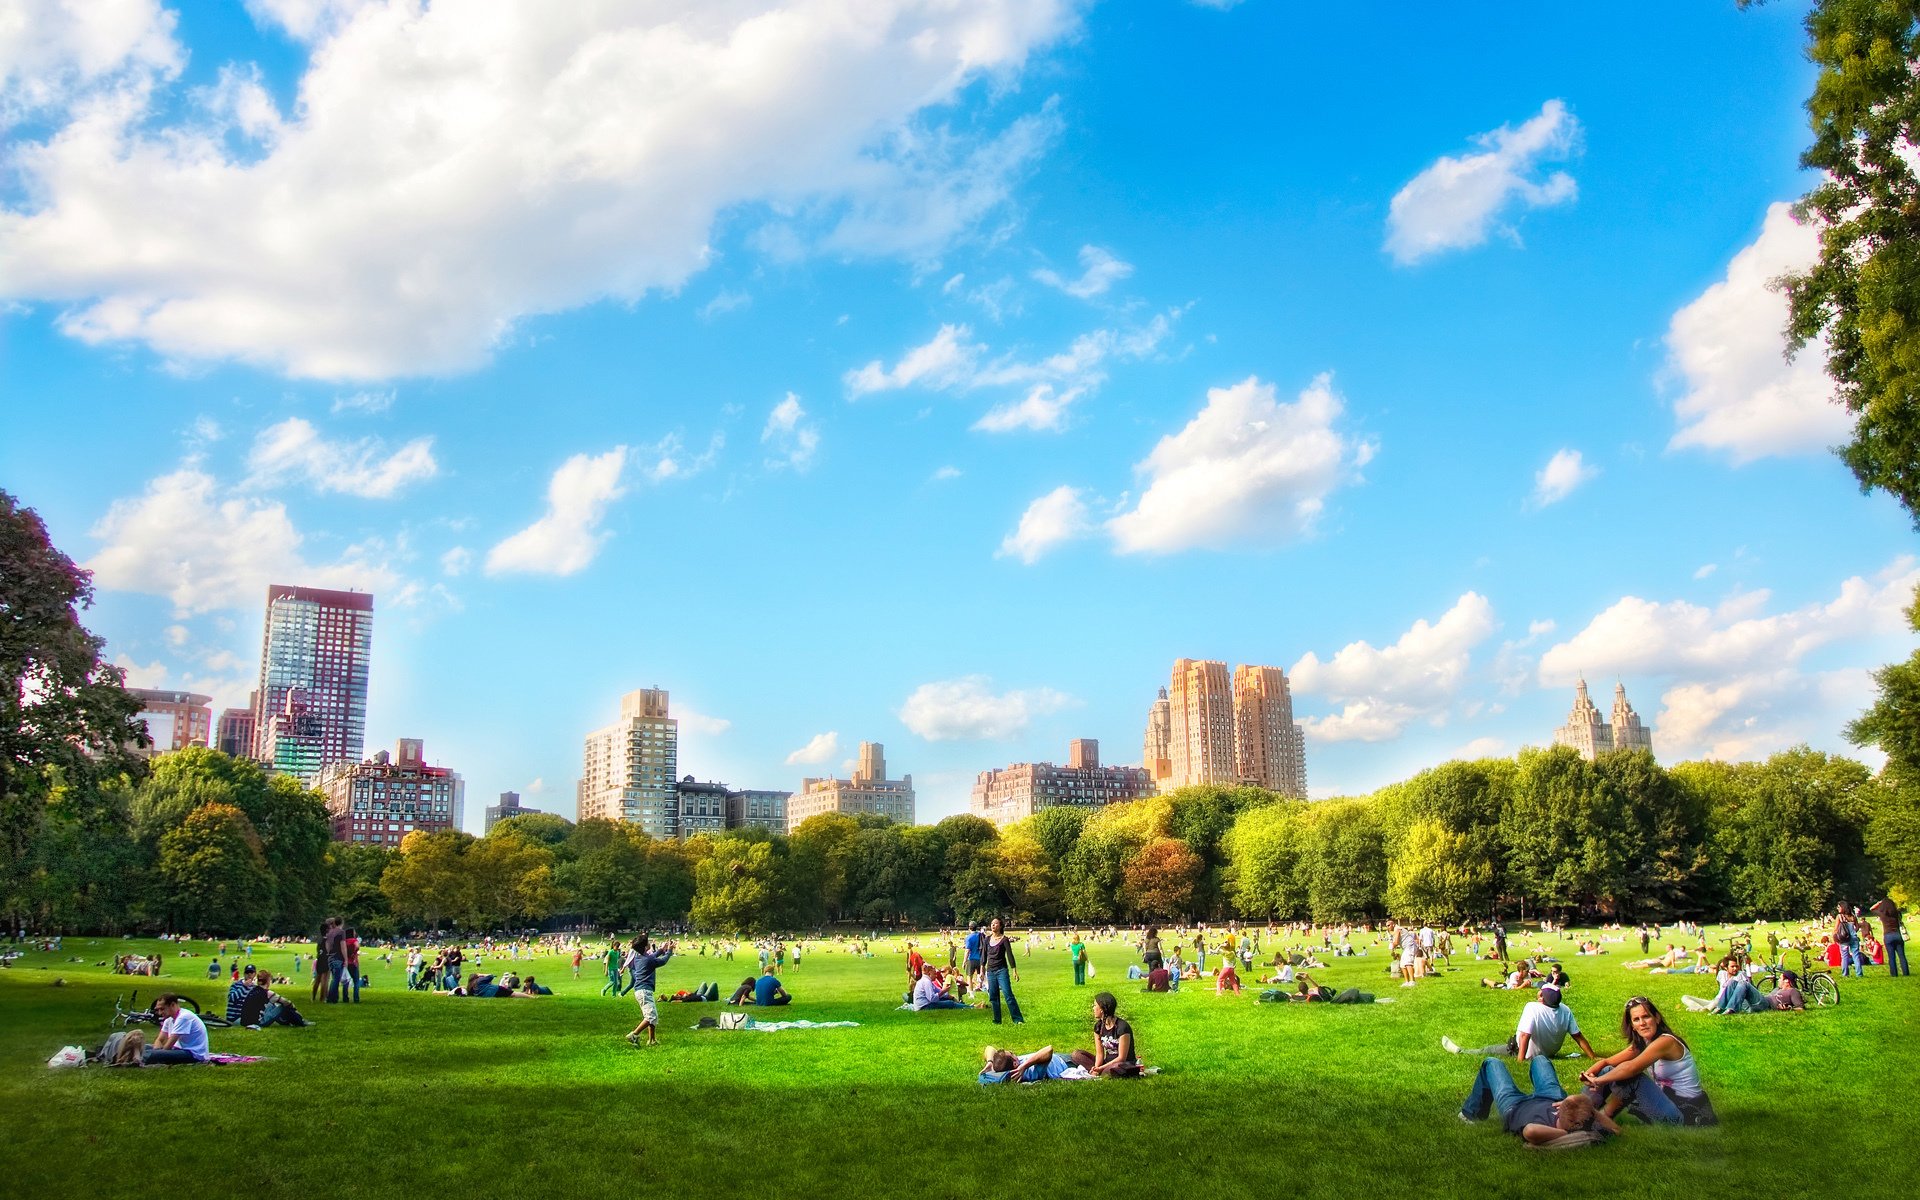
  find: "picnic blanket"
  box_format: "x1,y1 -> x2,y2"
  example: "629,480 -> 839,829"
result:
693,1019 -> 860,1032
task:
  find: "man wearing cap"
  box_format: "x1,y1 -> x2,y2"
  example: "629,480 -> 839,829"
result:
1442,983 -> 1598,1060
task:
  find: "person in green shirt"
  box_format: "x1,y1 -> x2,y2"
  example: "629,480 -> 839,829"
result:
601,940 -> 624,996
1070,934 -> 1088,986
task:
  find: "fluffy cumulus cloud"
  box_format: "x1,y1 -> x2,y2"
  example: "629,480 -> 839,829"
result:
246,417 -> 438,498
86,466 -> 403,614
1531,447 -> 1597,508
785,730 -> 839,765
898,675 -> 1074,741
1106,374 -> 1372,554
997,484 -> 1092,563
1666,202 -> 1851,461
761,392 -> 820,470
1290,592 -> 1498,742
1384,100 -> 1580,265
845,324 -> 981,396
485,447 -> 629,577
1032,244 -> 1132,299
0,1 -> 1081,379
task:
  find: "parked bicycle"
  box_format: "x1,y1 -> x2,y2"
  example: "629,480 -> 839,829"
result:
1751,943 -> 1840,1007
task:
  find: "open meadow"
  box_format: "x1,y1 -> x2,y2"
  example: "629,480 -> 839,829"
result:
3,927 -> 1916,1200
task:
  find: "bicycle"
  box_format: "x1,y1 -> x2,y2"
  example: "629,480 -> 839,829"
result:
1751,945 -> 1840,1007
112,990 -> 232,1029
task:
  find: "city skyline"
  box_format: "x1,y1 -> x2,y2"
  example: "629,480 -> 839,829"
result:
4,3 -> 1917,829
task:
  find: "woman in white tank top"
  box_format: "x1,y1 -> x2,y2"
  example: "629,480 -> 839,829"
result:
1576,996 -> 1715,1125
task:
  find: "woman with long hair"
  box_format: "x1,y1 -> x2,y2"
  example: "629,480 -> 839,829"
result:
1089,991 -> 1140,1078
1577,996 -> 1716,1125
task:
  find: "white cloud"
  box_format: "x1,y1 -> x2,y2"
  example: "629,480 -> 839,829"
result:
785,731 -> 839,765
484,447 -> 629,577
0,2 -> 1080,379
899,675 -> 1074,741
973,383 -> 1084,433
639,433 -> 723,483
1032,244 -> 1133,299
1531,447 -> 1598,507
440,546 -> 471,577
331,389 -> 394,415
1694,563 -> 1718,580
1449,735 -> 1510,760
1106,374 -> 1371,554
930,465 -> 963,482
677,707 -> 731,736
761,392 -> 819,471
997,485 -> 1092,564
845,324 -> 982,396
1651,668 -> 1878,764
1539,557 -> 1920,686
1291,591 -> 1498,742
1384,100 -> 1580,265
1665,202 -> 1851,461
698,289 -> 751,320
246,417 -> 438,498
86,465 -> 402,614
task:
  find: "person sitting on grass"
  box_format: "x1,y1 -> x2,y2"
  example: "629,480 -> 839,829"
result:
1578,996 -> 1718,1126
1481,959 -> 1536,989
911,969 -> 969,1010
978,1044 -> 1089,1084
1145,963 -> 1170,993
726,976 -> 758,1005
226,964 -> 260,1024
1089,992 -> 1141,1077
143,994 -> 210,1065
753,967 -> 791,1007
1682,970 -> 1804,1015
1266,961 -> 1296,985
1458,1054 -> 1620,1146
1443,983 -> 1598,1059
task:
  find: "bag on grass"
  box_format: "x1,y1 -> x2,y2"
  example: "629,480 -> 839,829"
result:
47,1045 -> 86,1069
718,1011 -> 749,1030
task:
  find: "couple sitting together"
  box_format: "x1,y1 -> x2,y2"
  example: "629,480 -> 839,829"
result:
977,992 -> 1141,1084
727,969 -> 792,1007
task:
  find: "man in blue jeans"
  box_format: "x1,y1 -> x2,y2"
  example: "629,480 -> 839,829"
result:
1871,897 -> 1909,976
1459,1056 -> 1618,1145
143,994 -> 210,1066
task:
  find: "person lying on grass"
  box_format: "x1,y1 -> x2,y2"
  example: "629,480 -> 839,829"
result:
1681,970 -> 1804,1015
1458,1055 -> 1620,1146
1443,983 -> 1598,1060
977,1045 -> 1092,1084
1578,996 -> 1718,1126
453,973 -> 517,997
517,975 -> 553,996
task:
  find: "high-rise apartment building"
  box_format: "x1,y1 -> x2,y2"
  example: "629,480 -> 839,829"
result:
1144,658 -> 1309,797
318,738 -> 462,846
1233,665 -> 1309,797
790,741 -> 915,826
126,688 -> 213,756
971,738 -> 1157,826
1552,679 -> 1654,761
578,688 -> 679,836
215,695 -> 257,760
250,584 -> 373,784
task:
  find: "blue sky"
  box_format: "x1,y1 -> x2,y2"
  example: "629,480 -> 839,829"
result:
4,0 -> 1914,827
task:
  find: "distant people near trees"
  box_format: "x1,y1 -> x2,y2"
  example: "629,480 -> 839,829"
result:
1089,992 -> 1139,1078
1069,931 -> 1088,987
143,994 -> 210,1065
753,967 -> 791,1007
1398,923 -> 1420,988
1442,983 -> 1597,1060
324,917 -> 350,1003
624,935 -> 675,1048
1870,895 -> 1909,977
1458,1054 -> 1618,1146
343,927 -> 362,1003
311,921 -> 330,1005
601,940 -> 623,996
1140,926 -> 1163,973
1579,997 -> 1717,1127
980,917 -> 1023,1026
964,921 -> 984,987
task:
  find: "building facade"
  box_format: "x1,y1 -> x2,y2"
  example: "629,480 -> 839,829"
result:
215,701 -> 256,760
578,688 -> 679,836
674,778 -> 731,838
970,738 -> 1157,826
485,790 -> 551,833
318,738 -> 462,846
727,788 -> 791,834
1552,679 -> 1655,761
127,688 -> 213,756
1145,658 -> 1309,796
790,741 -> 915,826
250,584 -> 373,784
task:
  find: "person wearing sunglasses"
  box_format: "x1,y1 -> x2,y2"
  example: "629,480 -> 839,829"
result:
1578,996 -> 1717,1126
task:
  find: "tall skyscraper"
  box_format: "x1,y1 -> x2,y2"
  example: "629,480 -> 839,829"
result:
579,688 -> 679,836
1233,665 -> 1308,797
1552,679 -> 1655,760
250,584 -> 373,784
790,741 -> 915,826
1144,658 -> 1308,797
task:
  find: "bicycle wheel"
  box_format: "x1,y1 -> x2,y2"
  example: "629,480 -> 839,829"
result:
1808,973 -> 1839,1007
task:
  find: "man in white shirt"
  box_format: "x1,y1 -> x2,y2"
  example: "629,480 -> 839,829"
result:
145,994 -> 210,1065
1442,983 -> 1598,1060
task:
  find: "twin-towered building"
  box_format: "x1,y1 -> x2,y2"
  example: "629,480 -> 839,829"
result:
1552,678 -> 1655,760
1144,658 -> 1308,797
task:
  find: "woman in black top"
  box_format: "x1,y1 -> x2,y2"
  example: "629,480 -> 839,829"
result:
981,917 -> 1024,1025
1090,991 -> 1139,1077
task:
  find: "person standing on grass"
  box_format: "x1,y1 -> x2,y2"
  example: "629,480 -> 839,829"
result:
1834,903 -> 1863,978
571,946 -> 583,979
1870,896 -> 1908,977
1069,932 -> 1088,986
981,917 -> 1023,1025
624,934 -> 675,1047
311,920 -> 331,1004
964,921 -> 984,988
343,927 -> 362,1003
601,940 -> 623,996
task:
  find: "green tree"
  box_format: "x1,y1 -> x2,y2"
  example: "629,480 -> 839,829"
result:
1847,586 -> 1920,893
326,842 -> 395,935
156,802 -> 272,934
381,829 -> 474,929
1222,801 -> 1311,918
1301,799 -> 1387,922
490,811 -> 575,851
1505,747 -> 1632,917
1386,819 -> 1491,924
1679,749 -> 1878,917
691,839 -> 776,932
788,812 -> 861,921
991,823 -> 1061,923
463,834 -> 558,928
1026,804 -> 1089,867
1768,0 -> 1920,522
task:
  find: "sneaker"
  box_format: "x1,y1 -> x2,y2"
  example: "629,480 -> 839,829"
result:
1457,1111 -> 1477,1123
1441,1036 -> 1461,1053
1402,982 -> 1417,988
625,1031 -> 641,1046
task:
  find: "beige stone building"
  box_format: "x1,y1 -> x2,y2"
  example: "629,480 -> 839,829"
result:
970,738 -> 1157,826
1144,658 -> 1308,797
578,688 -> 679,836
1552,679 -> 1654,761
790,741 -> 915,826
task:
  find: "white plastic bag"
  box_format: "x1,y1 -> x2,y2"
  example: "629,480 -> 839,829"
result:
47,1045 -> 86,1069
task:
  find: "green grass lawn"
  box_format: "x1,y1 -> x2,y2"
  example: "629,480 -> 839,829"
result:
3,928 -> 1915,1200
